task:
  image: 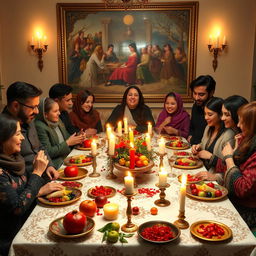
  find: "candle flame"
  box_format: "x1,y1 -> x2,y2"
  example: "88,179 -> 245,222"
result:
36,31 -> 42,39
127,171 -> 132,177
106,123 -> 110,128
181,174 -> 187,186
130,142 -> 134,148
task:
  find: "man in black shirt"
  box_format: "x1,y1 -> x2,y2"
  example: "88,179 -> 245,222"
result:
49,83 -> 80,135
188,75 -> 216,145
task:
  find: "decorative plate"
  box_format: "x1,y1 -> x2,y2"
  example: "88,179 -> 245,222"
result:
61,181 -> 83,189
138,220 -> 180,243
58,168 -> 88,180
186,182 -> 228,201
177,174 -> 202,184
165,141 -> 190,150
190,220 -> 232,242
64,155 -> 92,166
49,216 -> 95,238
113,160 -> 154,174
38,188 -> 82,206
174,157 -> 203,169
87,186 -> 116,198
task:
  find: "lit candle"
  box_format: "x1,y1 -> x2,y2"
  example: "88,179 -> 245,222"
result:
146,133 -> 151,151
91,139 -> 97,156
223,35 -> 226,45
159,137 -> 166,154
208,35 -> 212,45
129,143 -> 135,169
43,35 -> 47,45
148,122 -> 152,135
103,203 -> 119,220
31,36 -> 35,46
129,127 -> 134,144
106,124 -> 112,139
124,117 -> 128,134
117,121 -> 122,137
124,172 -> 134,194
159,166 -> 167,187
179,174 -> 187,212
108,133 -> 115,155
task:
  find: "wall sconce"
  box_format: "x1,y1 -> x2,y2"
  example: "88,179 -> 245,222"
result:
208,34 -> 227,72
30,32 -> 48,72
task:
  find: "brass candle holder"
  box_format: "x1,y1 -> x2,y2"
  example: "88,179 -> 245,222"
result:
89,153 -> 100,177
155,183 -> 170,207
121,192 -> 138,233
174,210 -> 189,229
157,152 -> 167,168
106,153 -> 117,179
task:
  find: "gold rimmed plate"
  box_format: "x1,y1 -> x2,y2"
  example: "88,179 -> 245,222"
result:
38,188 -> 82,206
87,186 -> 116,198
166,142 -> 190,150
49,216 -> 95,238
64,155 -> 92,167
186,183 -> 228,201
190,220 -> 232,242
177,174 -> 203,184
138,221 -> 180,243
58,168 -> 88,180
174,157 -> 203,169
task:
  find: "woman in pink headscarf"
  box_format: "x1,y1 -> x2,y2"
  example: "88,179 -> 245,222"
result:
155,92 -> 190,138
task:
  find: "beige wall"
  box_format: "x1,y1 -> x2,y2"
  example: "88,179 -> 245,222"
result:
0,0 -> 256,108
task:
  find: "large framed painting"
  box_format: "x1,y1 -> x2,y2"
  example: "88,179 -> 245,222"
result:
57,2 -> 198,102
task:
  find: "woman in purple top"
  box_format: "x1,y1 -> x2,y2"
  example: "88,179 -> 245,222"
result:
155,92 -> 190,138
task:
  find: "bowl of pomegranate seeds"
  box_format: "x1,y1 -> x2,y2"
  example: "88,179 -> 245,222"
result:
61,181 -> 83,189
138,221 -> 180,243
190,220 -> 232,242
87,185 -> 116,198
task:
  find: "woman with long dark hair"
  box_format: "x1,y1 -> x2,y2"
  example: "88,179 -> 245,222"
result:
69,90 -> 102,135
106,85 -> 155,133
192,97 -> 235,183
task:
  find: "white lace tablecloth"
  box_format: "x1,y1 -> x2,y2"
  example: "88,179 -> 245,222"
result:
9,137 -> 256,256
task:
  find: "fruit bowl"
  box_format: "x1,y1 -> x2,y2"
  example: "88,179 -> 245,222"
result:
87,186 -> 116,198
174,157 -> 203,169
166,141 -> 190,150
64,155 -> 92,166
114,160 -> 154,174
57,168 -> 88,180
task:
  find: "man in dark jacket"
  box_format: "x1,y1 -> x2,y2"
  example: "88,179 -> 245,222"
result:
2,81 -> 59,180
188,75 -> 216,145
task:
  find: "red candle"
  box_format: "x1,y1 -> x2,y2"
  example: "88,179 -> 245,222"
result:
129,143 -> 135,169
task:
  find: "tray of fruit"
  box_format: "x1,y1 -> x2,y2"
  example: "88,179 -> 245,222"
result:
87,186 -> 116,198
76,138 -> 99,151
178,174 -> 202,184
58,166 -> 88,180
190,220 -> 232,242
186,182 -> 228,201
138,221 -> 180,243
174,151 -> 190,157
38,188 -> 82,206
165,140 -> 190,150
61,181 -> 83,189
114,159 -> 154,173
174,156 -> 203,169
49,211 -> 95,238
64,155 -> 92,166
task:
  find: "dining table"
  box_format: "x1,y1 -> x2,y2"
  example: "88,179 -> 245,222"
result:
9,133 -> 256,256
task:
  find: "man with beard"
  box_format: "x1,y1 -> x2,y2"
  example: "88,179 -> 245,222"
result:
188,75 -> 216,145
2,81 -> 59,180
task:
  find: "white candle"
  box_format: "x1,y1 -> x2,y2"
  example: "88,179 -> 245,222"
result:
159,167 -> 167,187
124,172 -> 134,195
179,174 -> 187,212
159,137 -> 166,154
129,127 -> 134,144
103,203 -> 119,220
223,35 -> 226,45
31,36 -> 34,45
108,133 -> 115,155
124,117 -> 128,134
106,124 -> 112,140
43,35 -> 47,45
91,139 -> 97,156
146,133 -> 151,151
148,122 -> 152,135
208,35 -> 212,45
117,121 -> 122,136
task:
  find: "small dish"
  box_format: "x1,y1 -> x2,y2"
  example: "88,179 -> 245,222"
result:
174,157 -> 203,170
190,220 -> 232,242
177,174 -> 202,184
49,216 -> 95,238
38,188 -> 82,206
87,186 -> 116,198
64,155 -> 92,167
61,181 -> 83,188
165,141 -> 190,150
138,220 -> 180,243
58,168 -> 88,180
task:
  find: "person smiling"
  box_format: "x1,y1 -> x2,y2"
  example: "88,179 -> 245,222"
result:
155,92 -> 190,138
69,90 -> 103,135
35,98 -> 84,169
192,97 -> 235,184
0,114 -> 64,255
106,86 -> 155,133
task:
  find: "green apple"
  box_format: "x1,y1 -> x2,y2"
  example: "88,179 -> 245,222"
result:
198,191 -> 206,197
107,230 -> 119,243
111,222 -> 120,232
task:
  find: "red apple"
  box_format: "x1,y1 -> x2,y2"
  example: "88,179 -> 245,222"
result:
64,166 -> 78,177
95,196 -> 107,208
79,200 -> 97,217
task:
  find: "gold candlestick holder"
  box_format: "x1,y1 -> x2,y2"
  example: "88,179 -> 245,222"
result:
157,152 -> 167,168
121,192 -> 138,233
174,210 -> 189,229
154,183 -> 170,207
106,154 -> 117,179
89,154 -> 100,177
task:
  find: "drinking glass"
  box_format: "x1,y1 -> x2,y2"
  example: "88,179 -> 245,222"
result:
168,154 -> 177,178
